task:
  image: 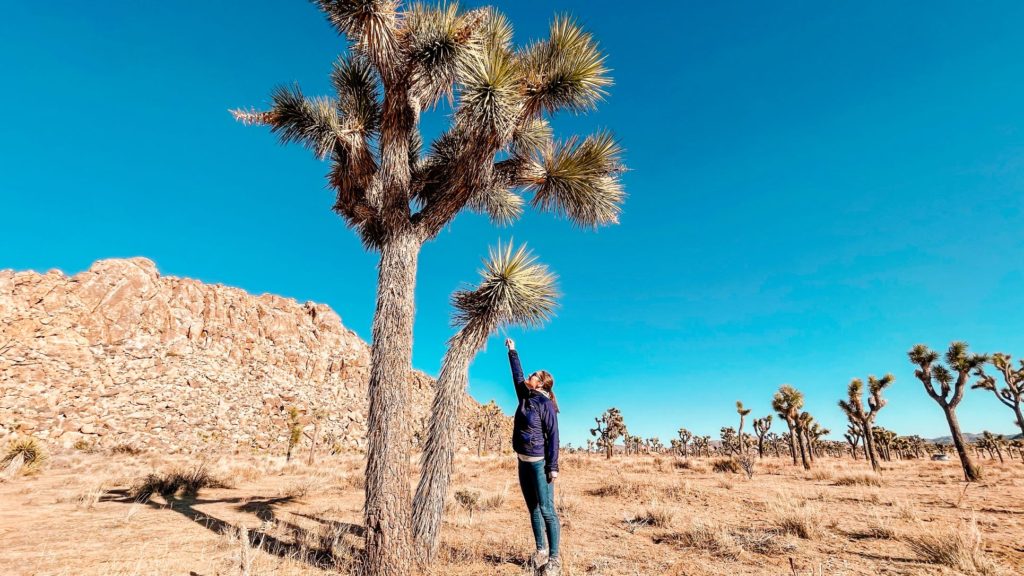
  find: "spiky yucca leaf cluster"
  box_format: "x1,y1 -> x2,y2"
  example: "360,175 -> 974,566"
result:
451,241 -> 557,338
234,3 -> 624,247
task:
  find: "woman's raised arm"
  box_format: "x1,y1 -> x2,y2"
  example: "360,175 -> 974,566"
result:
506,338 -> 528,400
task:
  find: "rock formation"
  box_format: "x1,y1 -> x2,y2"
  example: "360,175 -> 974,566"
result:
0,258 -> 508,454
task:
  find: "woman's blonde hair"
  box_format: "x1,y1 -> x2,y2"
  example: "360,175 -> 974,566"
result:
533,370 -> 558,413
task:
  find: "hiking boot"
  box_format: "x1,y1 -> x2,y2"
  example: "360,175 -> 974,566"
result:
545,556 -> 561,576
531,548 -> 549,569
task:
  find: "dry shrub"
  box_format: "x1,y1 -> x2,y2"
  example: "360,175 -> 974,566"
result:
711,458 -> 741,474
834,472 -> 883,487
806,468 -> 833,481
657,518 -> 741,559
627,502 -> 675,529
131,465 -> 227,501
903,519 -> 1008,576
587,475 -> 652,499
557,493 -> 581,527
769,497 -> 825,540
344,473 -> 366,490
109,443 -> 144,456
658,480 -> 695,500
851,512 -> 896,540
75,482 -> 107,510
732,528 -> 797,555
479,485 -> 507,511
716,477 -> 734,490
2,436 -> 47,476
674,459 -> 708,473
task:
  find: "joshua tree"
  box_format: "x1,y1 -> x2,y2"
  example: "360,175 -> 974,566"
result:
305,408 -> 327,466
676,427 -> 692,458
473,399 -> 505,457
979,431 -> 1005,462
972,353 -> 1024,437
591,408 -> 627,459
285,406 -> 303,462
844,423 -> 863,460
765,432 -> 782,457
413,243 -> 556,562
806,420 -> 830,460
838,374 -> 894,473
772,385 -> 808,469
648,437 -> 664,453
735,401 -> 752,454
909,342 -> 988,482
753,415 -> 772,458
719,427 -> 739,456
233,4 -> 622,572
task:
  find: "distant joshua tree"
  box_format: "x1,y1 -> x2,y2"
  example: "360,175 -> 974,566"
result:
772,385 -> 809,469
844,423 -> 863,460
473,400 -> 505,457
735,401 -> 752,454
909,342 -> 988,482
233,3 -> 623,572
838,374 -> 894,473
972,353 -> 1024,437
753,415 -> 772,459
719,427 -> 739,456
591,408 -> 627,459
676,427 -> 692,458
413,243 -> 557,562
285,406 -> 303,463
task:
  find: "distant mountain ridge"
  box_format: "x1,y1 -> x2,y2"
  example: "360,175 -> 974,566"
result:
928,432 -> 1022,444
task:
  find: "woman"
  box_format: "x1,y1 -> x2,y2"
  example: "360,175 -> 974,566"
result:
505,337 -> 561,575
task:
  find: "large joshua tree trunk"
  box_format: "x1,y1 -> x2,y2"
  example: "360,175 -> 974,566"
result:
942,406 -> 981,481
862,422 -> 881,473
363,232 -> 422,576
412,331 -> 478,563
786,426 -> 799,466
796,428 -> 811,470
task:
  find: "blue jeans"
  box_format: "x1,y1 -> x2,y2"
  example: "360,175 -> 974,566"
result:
517,459 -> 560,557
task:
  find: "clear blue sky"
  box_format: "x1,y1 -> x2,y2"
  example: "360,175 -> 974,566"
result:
3,2 -> 1023,446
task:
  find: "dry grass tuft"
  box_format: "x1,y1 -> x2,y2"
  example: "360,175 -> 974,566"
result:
657,518 -> 742,558
732,528 -> 797,555
903,519 -> 1008,575
769,496 -> 825,540
711,458 -> 741,474
586,475 -> 651,499
806,468 -> 834,481
2,436 -> 47,477
131,465 -> 228,501
834,472 -> 883,487
629,502 -> 675,528
109,443 -> 144,456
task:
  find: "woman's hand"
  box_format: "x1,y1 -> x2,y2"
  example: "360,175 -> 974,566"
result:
505,338 -> 515,351
546,472 -> 555,484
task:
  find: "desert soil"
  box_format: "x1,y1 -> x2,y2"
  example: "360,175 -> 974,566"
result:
0,450 -> 1021,575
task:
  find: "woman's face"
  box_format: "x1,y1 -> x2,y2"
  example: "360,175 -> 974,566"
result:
526,373 -> 543,390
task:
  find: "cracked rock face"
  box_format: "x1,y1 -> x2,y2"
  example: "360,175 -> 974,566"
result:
0,257 -> 505,453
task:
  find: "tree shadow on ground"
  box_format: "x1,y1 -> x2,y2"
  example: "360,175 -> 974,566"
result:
103,489 -> 361,570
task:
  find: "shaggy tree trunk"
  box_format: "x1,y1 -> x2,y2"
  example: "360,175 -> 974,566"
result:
412,330 -> 481,564
942,406 -> 981,482
363,232 -> 421,576
862,422 -> 881,473
796,429 -> 811,470
1014,405 -> 1024,437
787,426 -> 798,466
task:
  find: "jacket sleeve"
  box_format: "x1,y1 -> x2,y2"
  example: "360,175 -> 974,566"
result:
509,349 -> 528,401
542,401 -> 559,474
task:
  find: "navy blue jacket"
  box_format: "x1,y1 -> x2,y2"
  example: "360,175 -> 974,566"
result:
509,349 -> 559,474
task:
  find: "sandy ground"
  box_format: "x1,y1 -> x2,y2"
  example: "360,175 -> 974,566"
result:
0,449 -> 1021,576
